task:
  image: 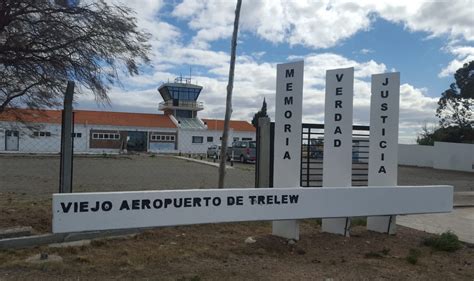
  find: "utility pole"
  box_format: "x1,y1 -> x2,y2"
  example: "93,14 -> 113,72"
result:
218,0 -> 242,188
59,81 -> 74,193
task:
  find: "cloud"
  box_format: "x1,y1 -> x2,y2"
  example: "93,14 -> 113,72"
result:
439,45 -> 474,77
170,0 -> 473,77
75,0 -> 460,145
373,0 -> 474,42
171,0 -> 473,50
359,48 -> 374,55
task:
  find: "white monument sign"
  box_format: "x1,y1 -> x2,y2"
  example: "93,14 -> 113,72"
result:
51,63 -> 454,242
367,72 -> 401,234
272,61 -> 304,240
322,67 -> 354,236
53,186 -> 452,233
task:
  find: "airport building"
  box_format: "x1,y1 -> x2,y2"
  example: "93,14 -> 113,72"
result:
0,77 -> 255,154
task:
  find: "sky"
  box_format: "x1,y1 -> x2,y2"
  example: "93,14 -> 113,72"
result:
76,0 -> 474,143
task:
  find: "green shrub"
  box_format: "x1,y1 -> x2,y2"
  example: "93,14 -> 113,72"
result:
406,248 -> 421,265
364,248 -> 390,259
351,217 -> 367,226
423,231 -> 462,252
364,251 -> 383,259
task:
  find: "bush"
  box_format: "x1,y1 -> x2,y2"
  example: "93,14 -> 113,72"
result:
423,231 -> 462,252
417,126 -> 473,145
351,217 -> 367,226
364,251 -> 383,259
406,248 -> 421,265
364,248 -> 390,259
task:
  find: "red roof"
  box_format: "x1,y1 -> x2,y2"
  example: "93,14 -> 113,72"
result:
203,119 -> 255,132
0,109 -> 177,129
0,109 -> 255,131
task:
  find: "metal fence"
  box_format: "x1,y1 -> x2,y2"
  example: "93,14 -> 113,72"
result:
300,123 -> 370,187
256,121 -> 370,187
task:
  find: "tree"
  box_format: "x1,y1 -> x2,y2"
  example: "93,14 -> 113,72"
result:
218,0 -> 242,189
251,98 -> 268,127
416,125 -> 473,145
436,61 -> 474,128
416,123 -> 436,146
0,0 -> 150,114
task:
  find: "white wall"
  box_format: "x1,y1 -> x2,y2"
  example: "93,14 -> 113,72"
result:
399,142 -> 473,172
0,121 -> 178,154
398,144 -> 434,167
177,129 -> 256,154
178,129 -> 228,154
433,142 -> 474,172
0,127 -> 5,151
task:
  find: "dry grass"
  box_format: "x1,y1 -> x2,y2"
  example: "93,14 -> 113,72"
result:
0,220 -> 473,280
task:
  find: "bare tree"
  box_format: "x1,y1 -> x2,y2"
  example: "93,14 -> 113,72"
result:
0,0 -> 150,114
218,0 -> 242,188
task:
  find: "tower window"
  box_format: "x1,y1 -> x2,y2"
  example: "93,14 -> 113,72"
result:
192,136 -> 203,144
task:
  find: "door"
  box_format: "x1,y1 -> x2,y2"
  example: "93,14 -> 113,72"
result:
5,130 -> 19,151
126,131 -> 147,152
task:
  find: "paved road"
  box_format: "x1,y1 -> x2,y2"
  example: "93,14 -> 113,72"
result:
397,207 -> 474,244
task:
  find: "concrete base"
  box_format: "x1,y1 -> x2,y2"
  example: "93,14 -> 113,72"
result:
322,218 -> 350,236
0,228 -> 147,250
272,220 -> 299,240
367,215 -> 397,234
0,226 -> 33,239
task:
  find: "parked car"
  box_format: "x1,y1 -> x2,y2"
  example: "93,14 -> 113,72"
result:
227,140 -> 256,163
207,145 -> 221,158
309,138 -> 324,159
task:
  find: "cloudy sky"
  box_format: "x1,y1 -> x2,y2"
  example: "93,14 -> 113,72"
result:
77,0 -> 474,143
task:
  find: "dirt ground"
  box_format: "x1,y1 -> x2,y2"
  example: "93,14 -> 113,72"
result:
0,154 -> 473,280
0,223 -> 473,280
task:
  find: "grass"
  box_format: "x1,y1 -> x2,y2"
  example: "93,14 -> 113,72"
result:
422,231 -> 462,252
406,248 -> 421,265
364,251 -> 384,259
351,217 -> 367,226
177,276 -> 201,281
364,248 -> 391,259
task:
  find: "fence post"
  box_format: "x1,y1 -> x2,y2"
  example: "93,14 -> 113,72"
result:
256,117 -> 270,188
59,81 -> 74,193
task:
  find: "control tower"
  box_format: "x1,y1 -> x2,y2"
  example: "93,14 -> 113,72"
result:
158,76 -> 206,129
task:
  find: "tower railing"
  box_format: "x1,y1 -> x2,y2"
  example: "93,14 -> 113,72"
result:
158,100 -> 204,111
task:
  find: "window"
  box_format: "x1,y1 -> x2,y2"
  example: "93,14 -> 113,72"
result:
151,134 -> 175,142
72,133 -> 82,138
207,136 -> 213,142
242,138 -> 252,141
92,132 -> 120,140
192,136 -> 203,143
33,131 -> 51,137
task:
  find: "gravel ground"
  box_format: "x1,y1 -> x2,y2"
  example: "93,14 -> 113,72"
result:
0,154 -> 473,280
0,154 -> 471,200
0,154 -> 255,200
